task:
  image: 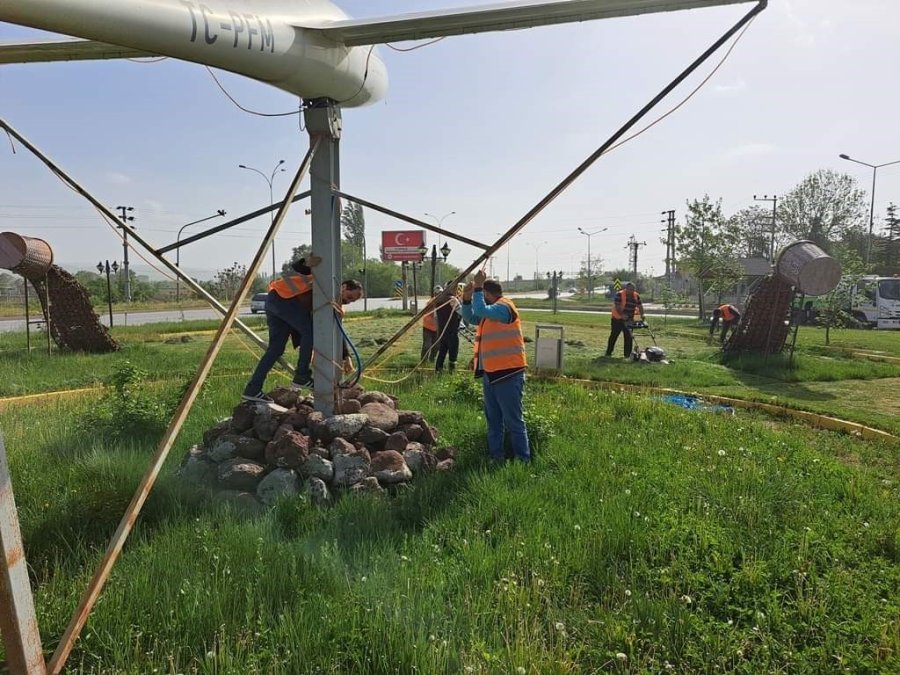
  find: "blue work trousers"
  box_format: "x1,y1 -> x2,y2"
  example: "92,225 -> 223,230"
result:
244,292 -> 312,395
481,371 -> 531,462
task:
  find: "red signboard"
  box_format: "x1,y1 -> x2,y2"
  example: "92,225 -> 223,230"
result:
381,230 -> 426,262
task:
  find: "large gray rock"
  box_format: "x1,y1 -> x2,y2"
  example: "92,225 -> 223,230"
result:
269,386 -> 300,409
333,450 -> 371,487
306,477 -> 331,506
178,445 -> 216,485
402,445 -> 426,475
322,414 -> 369,441
358,426 -> 390,445
230,404 -> 257,433
300,454 -> 334,482
233,435 -> 266,462
358,391 -> 395,408
265,431 -> 310,469
203,419 -> 231,447
209,435 -> 239,463
217,458 -> 266,491
253,408 -> 281,442
384,431 -> 409,452
338,399 -> 362,414
256,469 -> 300,506
360,403 -> 399,432
370,450 -> 412,484
397,410 -> 425,427
350,476 -> 385,495
398,423 -> 424,442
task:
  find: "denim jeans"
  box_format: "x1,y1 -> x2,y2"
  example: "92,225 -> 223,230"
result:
243,292 -> 312,395
481,371 -> 531,462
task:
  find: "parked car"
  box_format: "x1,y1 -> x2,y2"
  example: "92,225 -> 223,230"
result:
250,292 -> 268,314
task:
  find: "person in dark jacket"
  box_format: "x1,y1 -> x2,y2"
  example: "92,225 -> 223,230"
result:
435,284 -> 463,372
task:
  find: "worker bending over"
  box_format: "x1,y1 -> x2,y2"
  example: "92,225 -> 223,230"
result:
710,303 -> 741,344
242,255 -> 363,403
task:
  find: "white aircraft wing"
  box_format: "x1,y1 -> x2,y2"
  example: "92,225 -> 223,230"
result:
0,38 -> 155,64
310,0 -> 756,46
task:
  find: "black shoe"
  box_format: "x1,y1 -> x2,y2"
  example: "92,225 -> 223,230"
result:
241,391 -> 274,404
290,378 -> 314,391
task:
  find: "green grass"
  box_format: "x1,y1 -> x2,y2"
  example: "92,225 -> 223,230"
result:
0,376 -> 898,672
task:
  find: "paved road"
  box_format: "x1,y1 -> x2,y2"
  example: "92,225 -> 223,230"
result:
0,293 -> 696,333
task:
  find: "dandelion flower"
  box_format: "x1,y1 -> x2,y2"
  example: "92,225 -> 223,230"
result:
616,652 -> 628,661
718,449 -> 726,456
680,594 -> 693,605
554,622 -> 565,632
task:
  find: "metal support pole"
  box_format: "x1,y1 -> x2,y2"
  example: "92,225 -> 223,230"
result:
412,263 -> 419,314
430,244 -> 437,295
24,280 -> 30,353
105,263 -> 113,327
304,100 -> 342,415
43,273 -> 51,356
0,435 -> 47,675
47,140 -> 318,675
867,167 -> 877,268
401,261 -> 408,311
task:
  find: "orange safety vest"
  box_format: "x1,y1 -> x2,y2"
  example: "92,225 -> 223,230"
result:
720,304 -> 737,322
473,297 -> 527,372
612,289 -> 641,320
423,312 -> 438,332
269,274 -> 312,299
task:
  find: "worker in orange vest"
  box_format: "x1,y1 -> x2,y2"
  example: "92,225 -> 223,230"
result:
605,281 -> 644,358
242,255 -> 363,403
461,270 -> 530,463
710,303 -> 741,344
420,285 -> 441,362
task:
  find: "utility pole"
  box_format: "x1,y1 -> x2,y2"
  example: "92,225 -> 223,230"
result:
116,205 -> 135,302
661,209 -> 676,281
753,194 -> 777,261
626,235 -> 647,278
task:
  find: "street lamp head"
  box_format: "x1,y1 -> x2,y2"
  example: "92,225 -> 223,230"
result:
417,244 -> 428,259
839,154 -> 850,160
97,262 -> 104,273
238,164 -> 248,169
111,261 -> 119,273
217,209 -> 226,216
440,242 -> 451,260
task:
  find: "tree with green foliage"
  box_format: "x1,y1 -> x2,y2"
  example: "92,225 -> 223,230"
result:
876,202 -> 900,274
777,169 -> 867,253
676,195 -> 743,319
815,243 -> 866,345
726,205 -> 773,259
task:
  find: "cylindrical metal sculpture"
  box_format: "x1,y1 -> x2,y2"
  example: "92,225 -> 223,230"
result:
776,240 -> 843,297
724,240 -> 841,355
0,232 -> 53,278
0,232 -> 118,353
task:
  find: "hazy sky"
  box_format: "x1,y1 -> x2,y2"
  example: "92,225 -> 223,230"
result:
1,0 -> 898,282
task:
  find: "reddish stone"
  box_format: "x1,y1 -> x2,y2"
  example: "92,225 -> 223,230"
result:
264,430 -> 310,469
360,402 -> 399,432
384,431 -> 409,452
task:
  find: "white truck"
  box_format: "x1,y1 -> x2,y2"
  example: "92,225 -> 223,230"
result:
851,276 -> 900,329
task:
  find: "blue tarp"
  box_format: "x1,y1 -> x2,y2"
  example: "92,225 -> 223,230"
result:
660,394 -> 735,415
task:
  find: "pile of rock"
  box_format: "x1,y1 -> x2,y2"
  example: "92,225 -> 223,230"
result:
177,386 -> 455,510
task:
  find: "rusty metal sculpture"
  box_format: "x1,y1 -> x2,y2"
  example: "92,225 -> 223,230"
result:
0,232 -> 119,353
724,240 -> 841,354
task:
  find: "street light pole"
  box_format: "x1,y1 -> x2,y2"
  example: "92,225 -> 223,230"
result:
526,241 -> 547,291
424,211 -> 455,284
96,260 -> 118,327
753,194 -> 778,261
116,205 -> 134,302
839,153 -> 900,268
175,209 -> 226,303
240,160 -> 285,276
578,227 -> 608,299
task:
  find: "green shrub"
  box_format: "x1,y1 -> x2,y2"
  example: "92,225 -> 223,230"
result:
77,362 -> 177,442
